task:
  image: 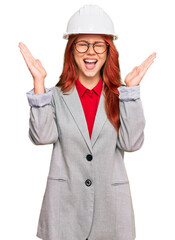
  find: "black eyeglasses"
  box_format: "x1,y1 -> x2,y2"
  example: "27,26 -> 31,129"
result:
74,40 -> 109,54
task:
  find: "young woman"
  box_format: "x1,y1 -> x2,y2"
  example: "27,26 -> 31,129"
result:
19,5 -> 156,240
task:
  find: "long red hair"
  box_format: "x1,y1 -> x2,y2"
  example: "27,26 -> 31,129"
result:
55,34 -> 124,134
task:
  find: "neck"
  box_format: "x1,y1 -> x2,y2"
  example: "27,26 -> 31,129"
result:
78,73 -> 101,90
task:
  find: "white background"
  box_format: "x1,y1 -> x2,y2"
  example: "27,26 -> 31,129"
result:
0,0 -> 175,239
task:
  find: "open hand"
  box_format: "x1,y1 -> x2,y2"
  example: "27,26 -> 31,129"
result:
18,42 -> 47,82
124,52 -> 157,87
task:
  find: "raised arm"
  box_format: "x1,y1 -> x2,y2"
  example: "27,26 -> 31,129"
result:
117,52 -> 157,152
19,42 -> 58,145
26,87 -> 58,145
117,85 -> 145,152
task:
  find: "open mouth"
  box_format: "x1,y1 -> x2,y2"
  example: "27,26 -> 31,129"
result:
83,59 -> 98,70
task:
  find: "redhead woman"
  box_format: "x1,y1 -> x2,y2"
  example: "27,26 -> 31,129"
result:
19,4 -> 156,240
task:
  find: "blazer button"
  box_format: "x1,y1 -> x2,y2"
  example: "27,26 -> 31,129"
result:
85,179 -> 92,187
86,154 -> 93,161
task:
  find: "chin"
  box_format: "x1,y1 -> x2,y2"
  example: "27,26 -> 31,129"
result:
84,72 -> 98,78
83,68 -> 100,78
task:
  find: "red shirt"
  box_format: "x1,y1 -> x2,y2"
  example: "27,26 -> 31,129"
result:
75,77 -> 103,139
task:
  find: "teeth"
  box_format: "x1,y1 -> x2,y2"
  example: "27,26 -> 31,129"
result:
84,60 -> 97,63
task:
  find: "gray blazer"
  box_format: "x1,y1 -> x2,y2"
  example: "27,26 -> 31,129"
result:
26,82 -> 145,240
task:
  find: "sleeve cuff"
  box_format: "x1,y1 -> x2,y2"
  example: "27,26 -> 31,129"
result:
26,87 -> 53,107
118,85 -> 140,101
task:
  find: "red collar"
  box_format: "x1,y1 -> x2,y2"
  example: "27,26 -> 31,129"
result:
75,76 -> 103,97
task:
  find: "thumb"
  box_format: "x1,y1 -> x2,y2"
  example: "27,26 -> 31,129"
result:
36,59 -> 42,66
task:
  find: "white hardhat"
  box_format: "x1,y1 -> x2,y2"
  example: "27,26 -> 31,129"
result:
63,4 -> 118,40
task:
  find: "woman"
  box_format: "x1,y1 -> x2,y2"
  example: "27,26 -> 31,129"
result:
19,4 -> 156,240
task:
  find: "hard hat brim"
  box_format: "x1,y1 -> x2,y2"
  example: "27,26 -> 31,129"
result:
63,32 -> 118,40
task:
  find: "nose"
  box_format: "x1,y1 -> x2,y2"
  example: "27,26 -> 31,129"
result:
87,44 -> 96,54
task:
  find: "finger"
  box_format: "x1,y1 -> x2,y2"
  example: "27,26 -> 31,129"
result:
138,58 -> 155,75
140,55 -> 156,69
142,54 -> 156,71
19,47 -> 39,75
19,44 -> 38,71
19,43 -> 35,64
131,53 -> 156,77
19,42 -> 33,57
139,60 -> 155,79
36,59 -> 42,66
20,46 -> 35,63
19,47 -> 32,68
139,59 -> 154,73
140,52 -> 157,68
145,59 -> 155,71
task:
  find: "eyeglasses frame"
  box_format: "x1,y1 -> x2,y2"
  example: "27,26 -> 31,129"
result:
73,40 -> 110,54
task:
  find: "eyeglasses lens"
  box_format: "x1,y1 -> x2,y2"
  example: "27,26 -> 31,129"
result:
75,41 -> 107,54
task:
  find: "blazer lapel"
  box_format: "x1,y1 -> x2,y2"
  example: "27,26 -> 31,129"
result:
60,82 -> 107,154
90,86 -> 107,147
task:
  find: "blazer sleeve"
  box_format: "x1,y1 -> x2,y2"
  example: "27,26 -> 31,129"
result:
26,87 -> 58,145
117,85 -> 146,152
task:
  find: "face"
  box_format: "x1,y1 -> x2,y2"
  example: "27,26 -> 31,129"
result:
73,34 -> 108,79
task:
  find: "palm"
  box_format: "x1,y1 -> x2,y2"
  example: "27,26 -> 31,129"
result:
124,52 -> 157,87
18,42 -> 47,81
